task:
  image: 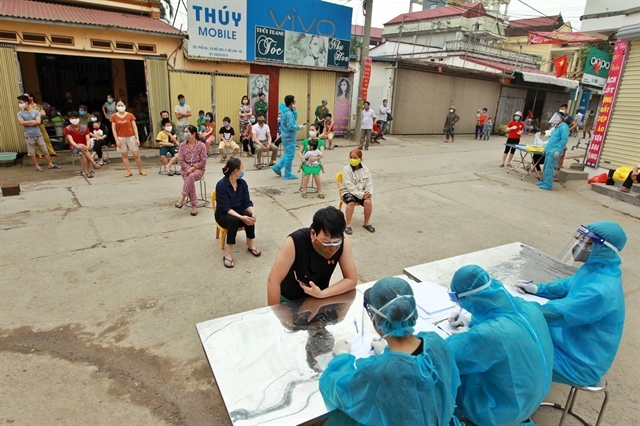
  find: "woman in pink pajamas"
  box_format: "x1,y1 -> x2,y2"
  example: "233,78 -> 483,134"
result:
175,125 -> 207,216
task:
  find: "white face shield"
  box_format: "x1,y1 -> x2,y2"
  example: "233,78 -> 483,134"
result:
558,225 -> 619,265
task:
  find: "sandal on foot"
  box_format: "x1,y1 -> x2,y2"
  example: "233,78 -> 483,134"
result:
93,163 -> 102,169
190,210 -> 197,216
87,171 -> 94,178
223,256 -> 234,268
301,192 -> 308,198
139,171 -> 147,176
35,167 -> 43,172
124,172 -> 133,177
345,226 -> 353,235
363,224 -> 376,233
318,193 -> 325,199
175,201 -> 184,209
248,247 -> 262,257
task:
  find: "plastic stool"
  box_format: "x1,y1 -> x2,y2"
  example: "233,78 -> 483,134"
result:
185,175 -> 210,207
299,172 -> 317,193
540,378 -> 609,426
71,150 -> 94,176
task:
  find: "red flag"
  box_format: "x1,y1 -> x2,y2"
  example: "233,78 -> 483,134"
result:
553,55 -> 568,78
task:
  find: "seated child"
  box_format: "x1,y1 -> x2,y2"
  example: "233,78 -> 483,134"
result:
372,120 -> 383,143
218,116 -> 240,162
299,139 -> 324,173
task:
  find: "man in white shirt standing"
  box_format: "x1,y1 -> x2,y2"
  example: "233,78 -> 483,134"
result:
252,113 -> 276,168
360,102 -> 376,151
378,99 -> 390,139
174,94 -> 191,141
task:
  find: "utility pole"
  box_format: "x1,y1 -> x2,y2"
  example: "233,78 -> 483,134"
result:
354,0 -> 373,141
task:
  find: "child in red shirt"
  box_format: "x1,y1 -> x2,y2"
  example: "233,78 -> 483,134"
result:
372,121 -> 383,143
500,110 -> 525,167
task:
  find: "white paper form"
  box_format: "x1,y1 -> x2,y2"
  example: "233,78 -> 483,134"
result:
349,332 -> 377,359
503,283 -> 549,305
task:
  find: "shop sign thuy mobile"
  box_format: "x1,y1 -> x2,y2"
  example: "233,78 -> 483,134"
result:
585,40 -> 628,168
188,0 -> 352,69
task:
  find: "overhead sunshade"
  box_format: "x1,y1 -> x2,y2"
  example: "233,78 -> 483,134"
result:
528,31 -> 603,45
519,71 -> 579,89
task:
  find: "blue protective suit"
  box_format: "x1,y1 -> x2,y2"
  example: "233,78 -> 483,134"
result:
535,221 -> 627,386
537,122 -> 569,190
272,102 -> 301,180
320,332 -> 460,426
447,265 -> 554,426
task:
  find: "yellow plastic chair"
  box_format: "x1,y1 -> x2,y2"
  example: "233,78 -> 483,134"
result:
211,190 -> 244,250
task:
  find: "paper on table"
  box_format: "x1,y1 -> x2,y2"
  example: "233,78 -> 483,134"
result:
410,281 -> 455,316
416,316 -> 450,340
503,283 -> 549,305
436,319 -> 456,336
349,332 -> 376,359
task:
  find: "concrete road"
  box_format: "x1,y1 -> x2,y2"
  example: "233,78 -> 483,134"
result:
1,134 -> 638,425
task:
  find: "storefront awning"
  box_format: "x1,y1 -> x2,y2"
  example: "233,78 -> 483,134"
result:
528,31 -> 603,45
519,71 -> 579,89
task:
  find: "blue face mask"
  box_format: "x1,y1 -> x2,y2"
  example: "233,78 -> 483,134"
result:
199,115 -> 204,119
238,170 -> 244,179
224,123 -> 230,128
205,117 -> 211,122
250,119 -> 256,124
183,132 -> 191,140
79,111 -> 85,116
107,99 -> 113,103
180,100 -> 186,105
514,116 -> 521,121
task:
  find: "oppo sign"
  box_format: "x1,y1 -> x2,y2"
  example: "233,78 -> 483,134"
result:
591,56 -> 611,72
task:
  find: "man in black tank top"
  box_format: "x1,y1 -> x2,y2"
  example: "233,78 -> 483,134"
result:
267,206 -> 358,305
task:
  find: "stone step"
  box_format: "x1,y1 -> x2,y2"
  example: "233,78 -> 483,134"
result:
591,183 -> 640,207
556,168 -> 588,182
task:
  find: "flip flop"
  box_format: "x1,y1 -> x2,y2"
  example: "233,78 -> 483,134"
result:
223,256 -> 234,268
248,247 -> 262,257
175,201 -> 184,209
318,193 -> 325,199
139,171 -> 147,176
124,172 -> 133,177
301,192 -> 308,198
345,226 -> 352,235
363,224 -> 376,233
190,210 -> 198,216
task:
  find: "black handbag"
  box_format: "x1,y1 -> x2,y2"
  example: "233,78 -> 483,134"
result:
386,112 -> 393,122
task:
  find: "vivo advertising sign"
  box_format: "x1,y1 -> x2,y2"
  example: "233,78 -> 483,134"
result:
188,0 -> 352,69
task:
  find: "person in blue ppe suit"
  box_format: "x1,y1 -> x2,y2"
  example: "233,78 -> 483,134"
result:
516,221 -> 627,387
271,95 -> 306,180
537,113 -> 571,191
319,277 -> 460,426
447,265 -> 553,426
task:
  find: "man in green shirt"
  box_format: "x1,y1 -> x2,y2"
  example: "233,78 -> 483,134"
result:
254,92 -> 268,118
314,99 -> 330,134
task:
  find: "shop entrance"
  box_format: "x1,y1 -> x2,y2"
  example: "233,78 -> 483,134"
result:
20,53 -> 151,141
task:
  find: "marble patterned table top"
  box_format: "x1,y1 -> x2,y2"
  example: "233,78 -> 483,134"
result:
196,243 -> 576,425
403,242 -> 576,288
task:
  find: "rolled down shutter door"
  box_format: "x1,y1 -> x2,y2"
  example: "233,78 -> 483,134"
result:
145,57 -> 170,146
279,69 -> 309,140
600,39 -> 640,168
0,45 -> 25,153
215,75 -> 248,134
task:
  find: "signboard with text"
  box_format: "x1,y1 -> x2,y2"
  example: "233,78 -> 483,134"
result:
581,47 -> 613,88
585,40 -> 628,168
188,0 -> 352,69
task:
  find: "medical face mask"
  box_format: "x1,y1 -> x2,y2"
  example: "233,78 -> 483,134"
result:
69,118 -> 80,125
291,104 -> 297,111
449,109 -> 454,113
250,119 -> 256,124
224,122 -> 230,128
309,131 -> 317,137
205,117 -> 211,122
258,119 -> 265,123
116,106 -> 126,112
183,132 -> 191,140
311,233 -> 342,259
179,99 -> 186,105
349,158 -> 361,167
448,279 -> 491,304
237,170 -> 244,180
165,126 -> 172,132
107,98 -> 114,103
79,111 -> 85,116
277,117 -> 281,122
514,116 -> 521,121
18,103 -> 26,110
383,102 -> 387,106
91,117 -> 98,122
242,100 -> 249,105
